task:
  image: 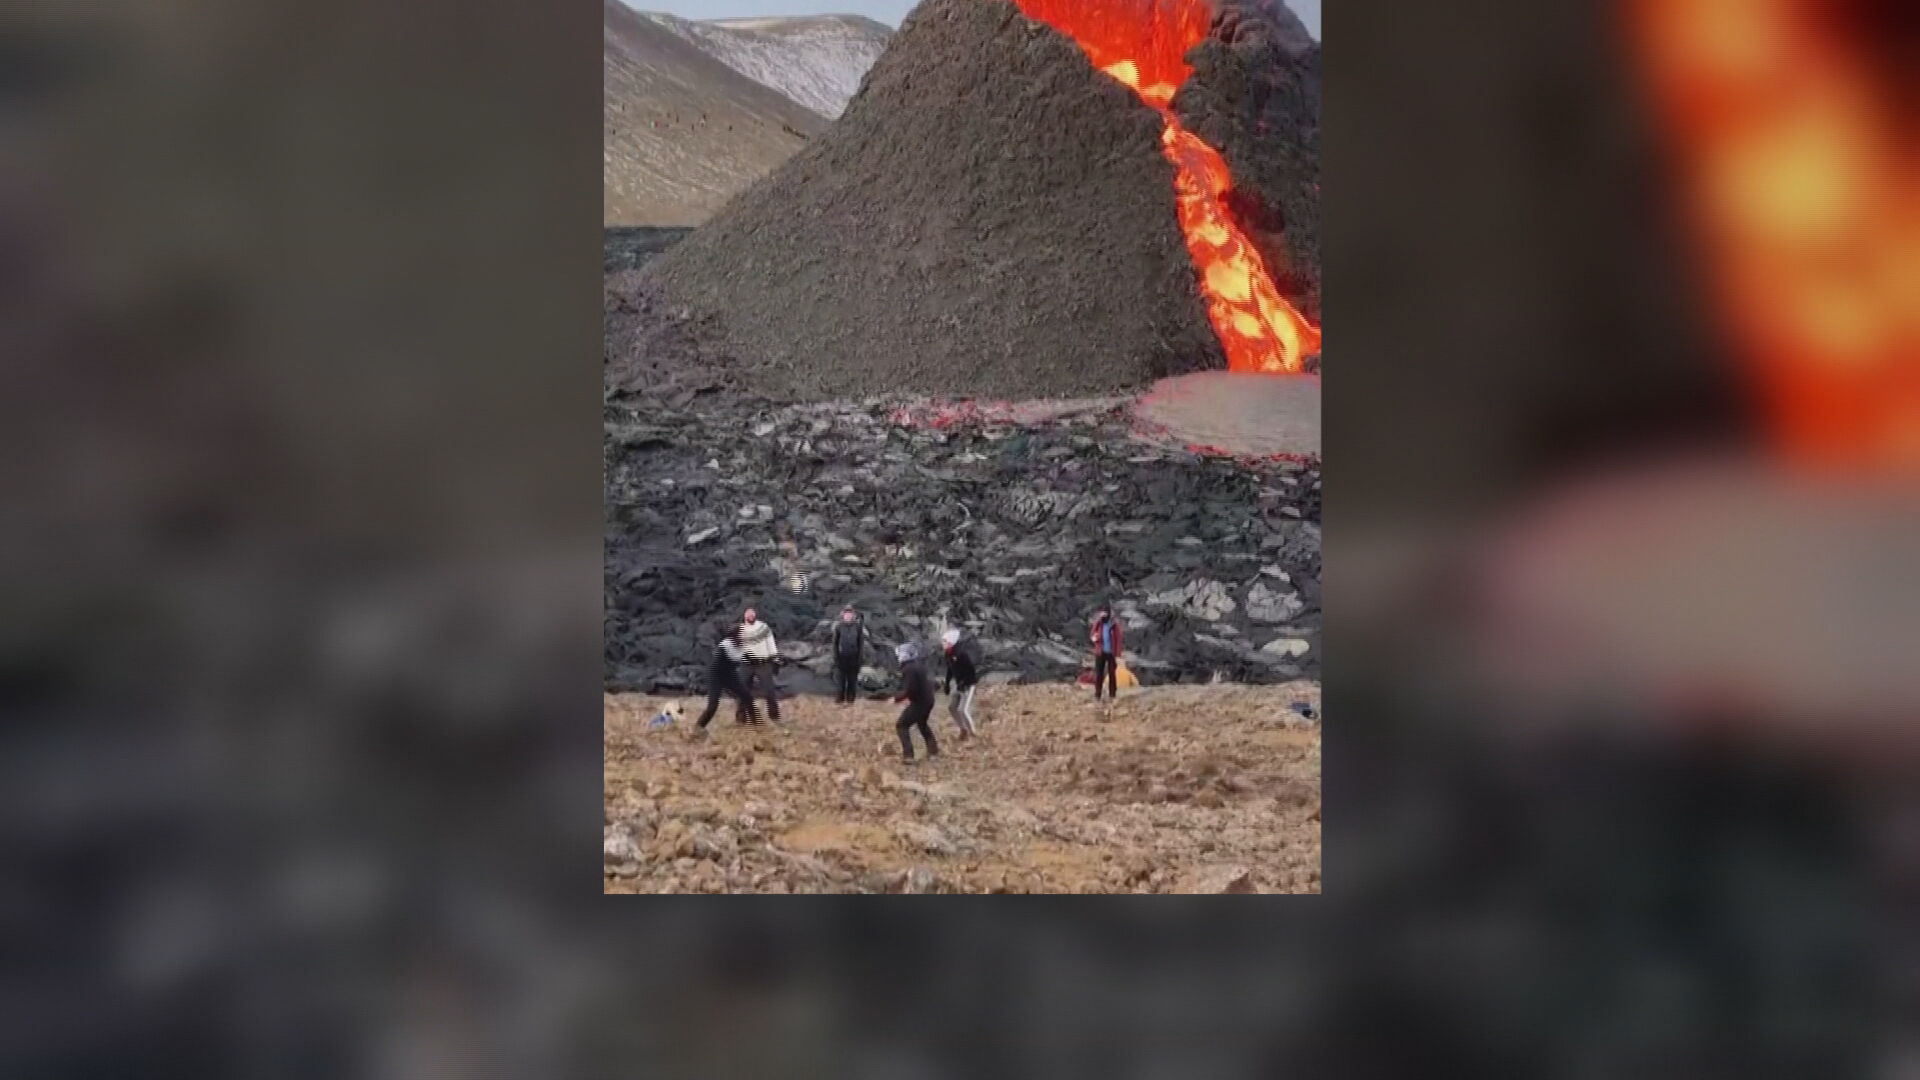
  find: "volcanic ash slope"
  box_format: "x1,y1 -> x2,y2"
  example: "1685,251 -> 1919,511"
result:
640,0 -> 1229,400
603,0 -> 827,226
1176,0 -> 1321,324
645,12 -> 895,120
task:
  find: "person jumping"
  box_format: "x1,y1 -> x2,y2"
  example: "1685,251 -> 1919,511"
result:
1089,604 -> 1124,704
892,642 -> 939,764
940,627 -> 980,738
830,605 -> 871,705
737,606 -> 782,723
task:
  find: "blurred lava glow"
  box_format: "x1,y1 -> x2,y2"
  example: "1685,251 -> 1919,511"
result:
1013,0 -> 1321,374
1631,0 -> 1920,470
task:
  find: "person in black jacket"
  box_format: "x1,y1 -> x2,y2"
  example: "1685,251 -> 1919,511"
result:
892,642 -> 940,763
694,626 -> 758,731
829,606 -> 870,705
940,627 -> 980,738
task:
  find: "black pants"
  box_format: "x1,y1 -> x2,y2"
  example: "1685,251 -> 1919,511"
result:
834,655 -> 861,703
696,667 -> 756,727
744,659 -> 781,721
896,701 -> 938,759
1094,652 -> 1118,699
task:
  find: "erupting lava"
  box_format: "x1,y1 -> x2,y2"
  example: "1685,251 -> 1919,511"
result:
1630,0 -> 1920,470
1012,0 -> 1321,374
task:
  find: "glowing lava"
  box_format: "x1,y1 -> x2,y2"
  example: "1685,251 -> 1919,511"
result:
1630,0 -> 1920,470
1013,0 -> 1321,374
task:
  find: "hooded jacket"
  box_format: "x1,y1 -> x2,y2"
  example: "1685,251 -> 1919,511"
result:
709,633 -> 746,682
942,637 -> 980,694
1090,613 -> 1125,656
738,618 -> 778,661
899,658 -> 936,707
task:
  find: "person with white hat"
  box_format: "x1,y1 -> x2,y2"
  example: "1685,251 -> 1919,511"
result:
940,627 -> 980,738
890,641 -> 939,763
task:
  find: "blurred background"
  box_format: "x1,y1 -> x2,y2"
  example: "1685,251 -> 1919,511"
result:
1328,0 -> 1916,1075
3,0 -> 1915,1075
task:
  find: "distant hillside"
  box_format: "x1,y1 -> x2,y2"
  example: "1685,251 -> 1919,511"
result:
642,11 -> 894,119
604,0 -> 828,226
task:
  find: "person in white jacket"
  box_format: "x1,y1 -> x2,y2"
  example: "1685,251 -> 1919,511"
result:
737,607 -> 782,722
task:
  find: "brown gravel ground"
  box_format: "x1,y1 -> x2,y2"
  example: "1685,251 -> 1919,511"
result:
604,682 -> 1320,894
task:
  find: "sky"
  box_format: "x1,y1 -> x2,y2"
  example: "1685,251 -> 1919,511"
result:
636,0 -> 1321,38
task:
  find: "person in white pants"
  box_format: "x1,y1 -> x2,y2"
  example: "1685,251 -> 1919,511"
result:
940,628 -> 980,738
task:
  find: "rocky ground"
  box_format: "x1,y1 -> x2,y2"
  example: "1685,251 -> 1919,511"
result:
604,683 -> 1321,894
604,226 -> 693,274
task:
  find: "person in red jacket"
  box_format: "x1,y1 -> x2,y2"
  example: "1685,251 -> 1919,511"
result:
1089,604 -> 1124,703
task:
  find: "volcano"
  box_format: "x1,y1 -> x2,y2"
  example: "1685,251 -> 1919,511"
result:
636,0 -> 1320,400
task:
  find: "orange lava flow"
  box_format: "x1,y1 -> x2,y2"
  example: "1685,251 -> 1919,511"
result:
1629,0 -> 1920,471
1013,0 -> 1321,374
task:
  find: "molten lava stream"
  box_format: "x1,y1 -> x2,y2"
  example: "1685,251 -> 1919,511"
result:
1162,122 -> 1322,373
1629,0 -> 1920,470
1013,0 -> 1321,374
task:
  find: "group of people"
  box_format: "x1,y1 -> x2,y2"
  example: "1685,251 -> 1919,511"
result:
693,606 -> 982,753
691,602 -> 1133,763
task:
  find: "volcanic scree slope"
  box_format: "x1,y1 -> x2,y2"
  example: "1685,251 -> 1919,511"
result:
603,0 -> 829,226
643,0 -> 1320,399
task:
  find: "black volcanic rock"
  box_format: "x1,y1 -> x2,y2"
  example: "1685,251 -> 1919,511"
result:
603,386 -> 1322,695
